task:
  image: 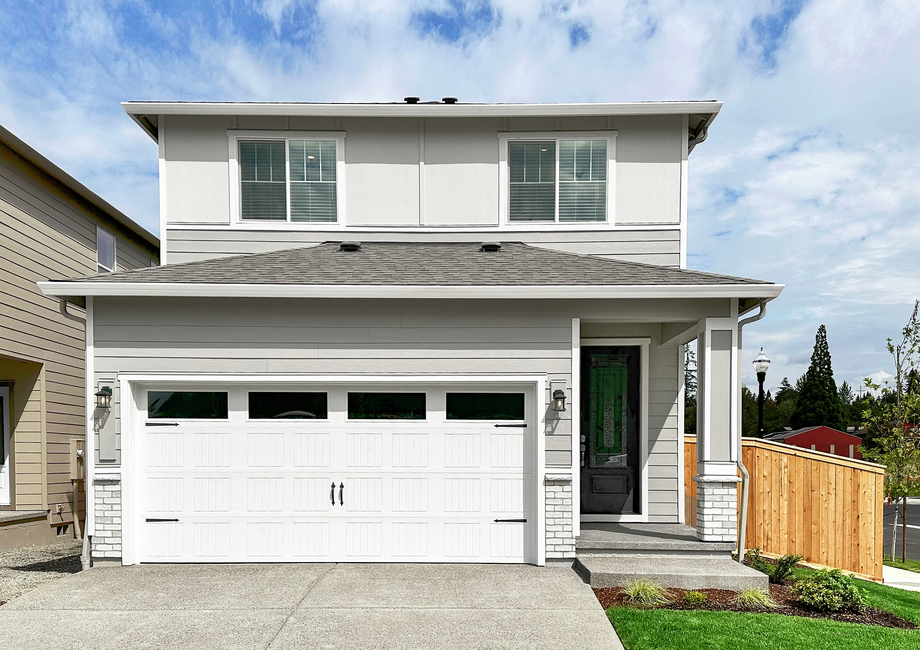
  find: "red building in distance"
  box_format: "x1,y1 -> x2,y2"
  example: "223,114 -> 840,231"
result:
765,426 -> 863,460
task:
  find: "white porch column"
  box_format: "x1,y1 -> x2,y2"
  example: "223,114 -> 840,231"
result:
693,317 -> 741,542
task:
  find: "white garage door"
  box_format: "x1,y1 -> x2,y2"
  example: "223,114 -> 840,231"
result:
137,384 -> 535,563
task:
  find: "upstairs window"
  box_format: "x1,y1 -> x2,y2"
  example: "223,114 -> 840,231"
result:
505,134 -> 612,224
237,136 -> 339,223
96,226 -> 115,273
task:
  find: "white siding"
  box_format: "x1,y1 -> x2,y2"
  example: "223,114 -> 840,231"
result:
164,228 -> 681,267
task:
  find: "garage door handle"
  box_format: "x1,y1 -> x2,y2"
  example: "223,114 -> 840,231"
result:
339,482 -> 345,506
494,424 -> 527,428
330,482 -> 336,506
494,518 -> 527,523
146,518 -> 179,523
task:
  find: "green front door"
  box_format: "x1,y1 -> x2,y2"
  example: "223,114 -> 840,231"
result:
580,346 -> 640,514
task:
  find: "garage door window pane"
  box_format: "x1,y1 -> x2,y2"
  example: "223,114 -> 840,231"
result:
446,393 -> 525,420
148,392 -> 228,419
348,393 -> 426,419
249,392 -> 328,419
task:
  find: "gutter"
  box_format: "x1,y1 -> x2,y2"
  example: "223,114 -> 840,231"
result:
735,301 -> 767,562
38,281 -> 785,301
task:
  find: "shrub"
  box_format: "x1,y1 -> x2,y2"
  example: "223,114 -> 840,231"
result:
770,554 -> 804,584
793,569 -> 867,613
684,591 -> 708,605
745,547 -> 772,577
732,587 -> 778,611
622,579 -> 670,608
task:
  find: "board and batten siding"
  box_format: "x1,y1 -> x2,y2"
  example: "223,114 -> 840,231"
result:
581,322 -> 682,523
160,112 -> 685,265
0,138 -> 156,524
91,297 -> 575,468
164,228 -> 681,267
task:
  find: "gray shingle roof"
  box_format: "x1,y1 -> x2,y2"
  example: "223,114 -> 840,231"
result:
58,241 -> 772,287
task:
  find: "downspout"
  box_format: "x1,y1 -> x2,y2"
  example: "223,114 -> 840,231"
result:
59,300 -> 92,571
735,301 -> 767,562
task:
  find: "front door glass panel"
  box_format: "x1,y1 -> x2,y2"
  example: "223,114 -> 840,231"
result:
589,355 -> 628,468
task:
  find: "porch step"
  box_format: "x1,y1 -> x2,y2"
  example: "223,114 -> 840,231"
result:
574,554 -> 768,591
576,523 -> 735,556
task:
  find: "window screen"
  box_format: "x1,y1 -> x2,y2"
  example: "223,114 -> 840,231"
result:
96,226 -> 115,273
509,141 -> 555,222
147,392 -> 228,419
289,140 -> 337,222
347,393 -> 426,420
559,140 -> 606,222
239,140 -> 286,220
249,392 -> 328,419
446,393 -> 525,420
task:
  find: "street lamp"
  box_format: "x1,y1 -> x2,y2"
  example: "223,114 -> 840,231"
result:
753,348 -> 771,437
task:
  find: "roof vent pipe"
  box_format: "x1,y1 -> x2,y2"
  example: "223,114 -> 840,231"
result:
340,241 -> 362,252
442,97 -> 458,104
404,96 -> 420,104
480,242 -> 502,252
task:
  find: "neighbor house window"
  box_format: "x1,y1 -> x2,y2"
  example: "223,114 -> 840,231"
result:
96,226 -> 115,273
507,136 -> 609,223
238,137 -> 338,223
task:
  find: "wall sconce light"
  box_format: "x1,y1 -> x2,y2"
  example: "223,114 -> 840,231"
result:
95,386 -> 112,410
552,389 -> 567,412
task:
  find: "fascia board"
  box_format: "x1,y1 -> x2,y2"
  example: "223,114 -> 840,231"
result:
122,101 -> 722,120
39,281 -> 783,300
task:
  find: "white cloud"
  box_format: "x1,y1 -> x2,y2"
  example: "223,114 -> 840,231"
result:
0,0 -> 918,388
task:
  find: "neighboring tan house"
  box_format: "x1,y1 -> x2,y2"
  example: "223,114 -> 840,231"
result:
0,123 -> 158,550
41,100 -> 779,587
765,426 -> 863,460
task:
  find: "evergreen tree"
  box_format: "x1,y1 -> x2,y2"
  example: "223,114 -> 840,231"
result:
791,325 -> 846,430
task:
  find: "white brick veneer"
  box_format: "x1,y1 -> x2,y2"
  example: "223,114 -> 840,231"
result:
694,477 -> 740,542
544,476 -> 575,559
92,476 -> 122,559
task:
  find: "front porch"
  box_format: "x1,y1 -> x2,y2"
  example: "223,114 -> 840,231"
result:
572,523 -> 766,590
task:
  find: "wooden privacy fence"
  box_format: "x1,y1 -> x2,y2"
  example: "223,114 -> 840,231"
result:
684,436 -> 886,581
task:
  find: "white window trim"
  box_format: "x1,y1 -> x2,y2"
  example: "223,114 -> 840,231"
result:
96,226 -> 116,273
498,131 -> 617,227
227,130 -> 347,226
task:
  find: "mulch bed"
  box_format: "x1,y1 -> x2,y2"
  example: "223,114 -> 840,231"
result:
594,584 -> 916,629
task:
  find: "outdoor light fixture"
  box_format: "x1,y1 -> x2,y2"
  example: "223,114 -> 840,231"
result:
752,348 -> 770,437
95,386 -> 112,410
753,348 -> 771,376
552,389 -> 567,412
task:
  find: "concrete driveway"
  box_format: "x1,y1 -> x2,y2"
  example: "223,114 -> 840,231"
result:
0,563 -> 623,650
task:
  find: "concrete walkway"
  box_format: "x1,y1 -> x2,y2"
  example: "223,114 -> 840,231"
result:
883,564 -> 920,593
0,563 -> 623,650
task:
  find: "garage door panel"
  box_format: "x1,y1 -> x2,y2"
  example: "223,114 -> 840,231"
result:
392,433 -> 428,467
147,432 -> 184,467
346,433 -> 383,467
292,433 -> 331,467
491,433 -> 524,468
246,521 -> 284,557
391,477 -> 429,512
193,522 -> 231,558
345,521 -> 383,557
193,432 -> 230,467
147,477 -> 184,512
443,433 -> 481,468
293,521 -> 331,557
246,432 -> 284,467
293,477 -> 333,512
193,477 -> 231,512
246,477 -> 284,512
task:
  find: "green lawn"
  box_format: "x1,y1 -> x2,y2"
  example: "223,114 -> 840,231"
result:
606,574 -> 920,650
885,556 -> 920,575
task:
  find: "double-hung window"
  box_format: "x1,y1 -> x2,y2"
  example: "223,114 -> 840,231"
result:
96,226 -> 115,273
234,133 -> 342,223
503,133 -> 614,224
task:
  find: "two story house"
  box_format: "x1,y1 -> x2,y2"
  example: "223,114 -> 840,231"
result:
41,100 -> 781,578
1,123 -> 158,551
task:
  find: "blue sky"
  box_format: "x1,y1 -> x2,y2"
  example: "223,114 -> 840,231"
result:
1,0 -> 919,394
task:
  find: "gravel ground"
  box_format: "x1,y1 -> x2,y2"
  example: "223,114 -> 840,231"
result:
0,540 -> 83,606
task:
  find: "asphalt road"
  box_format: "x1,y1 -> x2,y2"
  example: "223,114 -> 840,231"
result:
883,499 -> 920,562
